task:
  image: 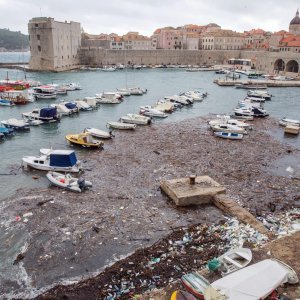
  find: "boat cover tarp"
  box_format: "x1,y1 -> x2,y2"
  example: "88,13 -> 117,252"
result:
65,102 -> 77,109
50,151 -> 77,167
40,107 -> 57,118
211,259 -> 290,300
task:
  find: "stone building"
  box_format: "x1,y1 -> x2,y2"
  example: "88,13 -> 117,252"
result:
201,30 -> 244,50
28,17 -> 81,71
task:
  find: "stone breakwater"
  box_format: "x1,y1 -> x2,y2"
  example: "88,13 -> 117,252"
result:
0,116 -> 299,298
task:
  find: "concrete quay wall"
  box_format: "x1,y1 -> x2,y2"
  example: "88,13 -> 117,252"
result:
79,49 -> 242,66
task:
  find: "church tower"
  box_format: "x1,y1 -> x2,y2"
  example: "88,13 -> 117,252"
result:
289,9 -> 300,35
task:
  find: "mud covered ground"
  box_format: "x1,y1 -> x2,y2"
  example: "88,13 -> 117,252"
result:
1,116 -> 300,298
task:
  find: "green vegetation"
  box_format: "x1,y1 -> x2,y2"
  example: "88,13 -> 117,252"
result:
0,28 -> 29,51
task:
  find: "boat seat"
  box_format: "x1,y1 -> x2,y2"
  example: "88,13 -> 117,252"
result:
223,256 -> 244,268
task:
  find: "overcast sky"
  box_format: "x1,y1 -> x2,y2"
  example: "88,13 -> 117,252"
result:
1,0 -> 299,36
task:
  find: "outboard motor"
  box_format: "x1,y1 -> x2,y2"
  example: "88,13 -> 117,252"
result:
78,178 -> 86,190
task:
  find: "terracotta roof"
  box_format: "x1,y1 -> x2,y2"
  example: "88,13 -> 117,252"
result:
288,40 -> 300,46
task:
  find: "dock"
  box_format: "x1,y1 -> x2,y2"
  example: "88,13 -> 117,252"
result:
0,62 -> 28,71
161,175 -> 271,236
214,78 -> 300,87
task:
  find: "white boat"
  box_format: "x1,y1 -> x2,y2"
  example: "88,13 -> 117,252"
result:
211,124 -> 247,134
25,119 -> 44,126
218,248 -> 252,276
140,106 -> 168,118
22,107 -> 61,122
247,90 -> 272,101
22,150 -> 82,172
279,117 -> 300,127
50,104 -> 72,116
209,116 -> 251,129
101,66 -> 116,72
1,118 -> 30,130
164,95 -> 193,105
244,96 -> 265,103
181,91 -> 204,101
106,121 -> 136,130
66,83 -> 81,90
153,101 -> 175,113
95,92 -> 123,104
29,86 -> 57,99
61,102 -> 79,113
214,131 -> 244,140
84,127 -> 112,139
120,113 -> 151,125
82,97 -> 99,108
116,88 -> 132,96
75,100 -> 93,111
48,84 -> 68,95
46,171 -> 92,193
211,259 -> 298,300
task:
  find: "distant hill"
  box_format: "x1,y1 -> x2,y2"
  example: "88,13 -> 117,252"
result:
0,28 -> 29,51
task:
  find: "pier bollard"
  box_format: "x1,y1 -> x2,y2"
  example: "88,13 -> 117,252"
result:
189,175 -> 196,185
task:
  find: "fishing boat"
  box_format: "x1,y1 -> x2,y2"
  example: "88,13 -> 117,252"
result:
66,132 -> 104,148
46,171 -> 92,193
22,150 -> 82,172
106,121 -> 136,130
1,90 -> 31,105
120,113 -> 151,125
22,107 -> 61,122
181,272 -> 210,299
29,86 -> 57,99
1,118 -> 30,130
84,127 -> 112,139
171,290 -> 197,300
214,132 -> 243,140
218,248 -> 252,276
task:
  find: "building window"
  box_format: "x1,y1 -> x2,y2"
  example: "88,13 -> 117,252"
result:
35,23 -> 38,27
62,56 -> 63,59
38,46 -> 41,51
37,34 -> 40,40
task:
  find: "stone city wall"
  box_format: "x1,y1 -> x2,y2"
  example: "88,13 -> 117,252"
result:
79,48 -> 242,66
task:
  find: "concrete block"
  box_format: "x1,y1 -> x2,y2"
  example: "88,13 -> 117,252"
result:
160,175 -> 226,206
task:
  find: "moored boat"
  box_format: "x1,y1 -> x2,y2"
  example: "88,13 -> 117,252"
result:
0,99 -> 14,106
1,118 -> 30,130
120,113 -> 151,125
279,117 -> 300,127
140,106 -> 168,118
106,121 -> 136,130
211,123 -> 247,134
46,171 -> 92,193
0,126 -> 14,136
29,86 -> 57,99
66,132 -> 104,148
214,131 -> 243,140
22,107 -> 61,123
171,290 -> 197,300
84,127 -> 112,139
22,150 -> 82,172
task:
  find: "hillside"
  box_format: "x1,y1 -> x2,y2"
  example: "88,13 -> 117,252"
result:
0,28 -> 29,51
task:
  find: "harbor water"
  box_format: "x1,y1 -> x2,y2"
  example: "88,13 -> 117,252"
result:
0,52 -> 300,298
0,53 -> 299,201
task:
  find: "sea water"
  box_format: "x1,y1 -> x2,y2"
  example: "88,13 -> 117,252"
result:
0,52 -> 299,202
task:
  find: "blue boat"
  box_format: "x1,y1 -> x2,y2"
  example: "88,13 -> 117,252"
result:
39,107 -> 60,122
22,149 -> 82,172
64,102 -> 79,113
214,131 -> 243,140
0,99 -> 14,106
0,126 -> 14,136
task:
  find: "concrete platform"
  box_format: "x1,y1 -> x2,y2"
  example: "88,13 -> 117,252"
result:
160,175 -> 226,206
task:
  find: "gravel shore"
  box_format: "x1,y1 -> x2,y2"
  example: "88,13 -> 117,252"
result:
1,116 -> 299,298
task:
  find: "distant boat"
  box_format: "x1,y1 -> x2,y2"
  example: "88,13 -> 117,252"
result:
0,99 -> 14,106
279,117 -> 300,127
140,106 -> 168,118
29,86 -> 57,99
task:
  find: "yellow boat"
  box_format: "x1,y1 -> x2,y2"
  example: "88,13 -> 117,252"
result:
65,132 -> 104,148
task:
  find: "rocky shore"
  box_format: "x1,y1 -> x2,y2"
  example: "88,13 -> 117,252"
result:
1,116 -> 299,299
